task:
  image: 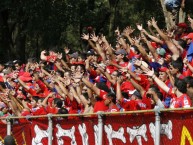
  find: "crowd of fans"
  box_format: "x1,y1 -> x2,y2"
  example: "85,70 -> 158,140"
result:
0,15 -> 193,123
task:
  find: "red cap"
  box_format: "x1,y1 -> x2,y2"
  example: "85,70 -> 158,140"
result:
121,81 -> 135,93
19,73 -> 32,82
177,23 -> 188,29
159,67 -> 168,72
151,42 -> 158,49
0,76 -> 3,82
186,33 -> 193,41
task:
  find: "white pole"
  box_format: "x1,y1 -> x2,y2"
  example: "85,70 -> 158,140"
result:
6,117 -> 11,135
48,114 -> 53,145
155,111 -> 160,145
98,112 -> 103,145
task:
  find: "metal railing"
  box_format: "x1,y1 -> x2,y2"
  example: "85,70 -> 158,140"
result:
2,107 -> 193,145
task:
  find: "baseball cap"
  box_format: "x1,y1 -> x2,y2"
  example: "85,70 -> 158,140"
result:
115,49 -> 127,55
159,66 -> 168,72
156,48 -> 166,56
177,23 -> 188,29
151,42 -> 158,49
186,33 -> 193,41
121,81 -> 135,94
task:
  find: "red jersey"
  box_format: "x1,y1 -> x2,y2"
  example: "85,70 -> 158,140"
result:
46,105 -> 58,114
168,88 -> 192,108
30,106 -> 47,116
93,100 -> 108,113
106,104 -> 119,112
123,100 -> 147,111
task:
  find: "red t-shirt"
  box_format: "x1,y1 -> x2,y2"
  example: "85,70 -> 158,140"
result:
46,105 -> 58,114
93,89 -> 109,113
30,106 -> 47,116
93,100 -> 108,113
168,88 -> 192,108
106,104 -> 119,112
142,92 -> 153,109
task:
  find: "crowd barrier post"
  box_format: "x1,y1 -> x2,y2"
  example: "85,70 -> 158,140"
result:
98,112 -> 103,145
6,117 -> 11,135
154,107 -> 161,145
48,114 -> 53,145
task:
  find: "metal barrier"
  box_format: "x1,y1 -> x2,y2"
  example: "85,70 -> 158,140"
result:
1,107 -> 193,145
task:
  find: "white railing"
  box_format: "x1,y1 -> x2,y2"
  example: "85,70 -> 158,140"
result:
2,107 -> 193,145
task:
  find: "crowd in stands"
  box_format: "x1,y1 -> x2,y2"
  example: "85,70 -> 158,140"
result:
0,15 -> 193,124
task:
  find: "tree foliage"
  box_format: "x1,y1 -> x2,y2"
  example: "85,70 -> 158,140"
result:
0,0 -> 189,63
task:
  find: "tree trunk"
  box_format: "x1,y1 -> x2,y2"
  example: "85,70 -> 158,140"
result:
159,0 -> 175,30
159,0 -> 185,29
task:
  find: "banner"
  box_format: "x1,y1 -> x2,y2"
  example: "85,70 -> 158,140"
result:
0,111 -> 193,145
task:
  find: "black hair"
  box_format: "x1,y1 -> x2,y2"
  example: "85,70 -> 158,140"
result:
58,107 -> 68,114
54,98 -> 63,108
76,64 -> 86,73
149,85 -> 163,101
107,92 -> 116,104
13,60 -> 22,66
117,71 -> 122,77
57,107 -> 69,119
96,82 -> 110,93
4,61 -> 14,68
121,92 -> 129,99
43,65 -> 52,73
171,57 -> 184,73
123,55 -> 129,62
27,57 -> 37,63
131,45 -> 140,54
32,96 -> 40,103
56,70 -> 64,77
184,76 -> 193,88
174,78 -> 187,93
4,135 -> 16,145
178,39 -> 186,49
78,54 -> 86,60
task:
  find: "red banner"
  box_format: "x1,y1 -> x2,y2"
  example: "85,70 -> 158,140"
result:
0,111 -> 193,145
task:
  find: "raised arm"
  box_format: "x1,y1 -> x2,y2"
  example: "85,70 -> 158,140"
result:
126,73 -> 146,97
82,77 -> 100,96
145,69 -> 170,93
151,18 -> 180,60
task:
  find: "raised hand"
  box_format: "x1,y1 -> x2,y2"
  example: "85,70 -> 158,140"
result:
136,24 -> 143,31
64,78 -> 71,86
123,26 -> 135,36
81,33 -> 89,40
90,33 -> 98,42
125,73 -> 131,80
144,68 -> 154,77
64,47 -> 70,54
188,15 -> 193,29
115,27 -> 120,36
183,57 -> 188,65
147,20 -> 152,27
167,30 -> 175,39
100,35 -> 107,43
57,52 -> 63,59
132,36 -> 141,45
133,59 -> 141,67
151,17 -> 157,28
141,33 -> 147,42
